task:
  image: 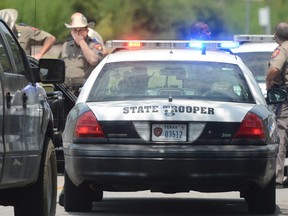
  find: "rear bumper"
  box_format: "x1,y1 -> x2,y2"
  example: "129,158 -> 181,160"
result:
64,143 -> 277,192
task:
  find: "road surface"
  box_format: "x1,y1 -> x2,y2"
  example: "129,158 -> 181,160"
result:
1,175 -> 287,215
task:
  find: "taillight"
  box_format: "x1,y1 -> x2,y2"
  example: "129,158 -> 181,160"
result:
74,111 -> 105,138
233,112 -> 265,140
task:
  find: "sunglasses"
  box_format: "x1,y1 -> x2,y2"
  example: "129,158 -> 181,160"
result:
71,28 -> 87,34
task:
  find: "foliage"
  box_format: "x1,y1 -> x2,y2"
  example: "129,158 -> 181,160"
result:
0,0 -> 287,43
0,0 -> 77,40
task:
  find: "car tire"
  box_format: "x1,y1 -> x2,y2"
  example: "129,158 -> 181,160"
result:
93,190 -> 104,201
14,137 -> 57,216
245,175 -> 276,214
64,172 -> 93,212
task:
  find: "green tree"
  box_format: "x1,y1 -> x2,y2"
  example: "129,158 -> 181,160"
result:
0,0 -> 76,40
0,0 -> 287,43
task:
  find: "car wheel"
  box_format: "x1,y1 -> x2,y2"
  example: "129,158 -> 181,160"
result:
245,175 -> 276,214
14,137 -> 57,216
64,172 -> 93,212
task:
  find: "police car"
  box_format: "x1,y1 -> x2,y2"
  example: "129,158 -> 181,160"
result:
232,35 -> 288,176
62,40 -> 286,214
232,34 -> 278,96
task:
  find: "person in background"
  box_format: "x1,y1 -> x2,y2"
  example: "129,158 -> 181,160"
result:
87,21 -> 104,46
265,22 -> 288,188
58,12 -> 106,206
71,12 -> 108,56
0,8 -> 56,60
190,21 -> 211,40
58,12 -> 105,91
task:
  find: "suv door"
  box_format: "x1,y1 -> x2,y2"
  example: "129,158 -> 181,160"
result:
0,22 -> 41,183
0,55 -> 3,181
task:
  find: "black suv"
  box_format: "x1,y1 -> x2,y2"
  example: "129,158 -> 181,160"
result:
28,56 -> 77,175
0,18 -> 65,215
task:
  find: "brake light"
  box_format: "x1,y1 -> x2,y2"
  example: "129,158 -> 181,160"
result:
233,112 -> 265,140
74,111 -> 105,138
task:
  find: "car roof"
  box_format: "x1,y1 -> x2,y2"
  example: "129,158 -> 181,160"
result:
232,34 -> 278,53
104,40 -> 242,65
232,42 -> 278,53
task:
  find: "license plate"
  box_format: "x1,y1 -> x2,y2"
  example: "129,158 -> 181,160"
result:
152,124 -> 187,142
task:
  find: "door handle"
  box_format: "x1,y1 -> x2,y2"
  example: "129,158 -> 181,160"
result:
6,92 -> 12,109
22,93 -> 27,109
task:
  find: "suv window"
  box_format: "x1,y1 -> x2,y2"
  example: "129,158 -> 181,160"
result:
88,61 -> 254,103
0,22 -> 25,75
0,29 -> 11,73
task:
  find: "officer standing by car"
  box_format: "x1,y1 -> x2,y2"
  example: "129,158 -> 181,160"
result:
266,21 -> 288,187
0,8 -> 56,60
72,12 -> 108,56
58,12 -> 105,93
87,20 -> 104,46
58,12 -> 106,206
190,21 -> 211,40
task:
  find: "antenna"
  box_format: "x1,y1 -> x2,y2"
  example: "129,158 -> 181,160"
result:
33,0 -> 37,57
168,2 -> 172,53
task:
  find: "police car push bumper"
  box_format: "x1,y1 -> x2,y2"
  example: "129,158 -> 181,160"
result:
64,142 -> 277,191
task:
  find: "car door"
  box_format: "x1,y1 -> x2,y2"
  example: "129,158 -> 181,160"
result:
0,21 -> 42,183
0,60 -> 3,182
0,22 -> 25,183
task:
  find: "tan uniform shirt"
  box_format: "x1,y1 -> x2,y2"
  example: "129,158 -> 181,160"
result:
15,24 -> 53,56
268,41 -> 288,86
59,37 -> 102,87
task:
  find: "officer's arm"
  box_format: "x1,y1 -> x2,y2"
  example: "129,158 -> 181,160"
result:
34,35 -> 56,60
266,67 -> 280,90
79,40 -> 100,66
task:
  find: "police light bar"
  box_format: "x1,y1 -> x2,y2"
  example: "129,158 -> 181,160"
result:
105,40 -> 240,50
234,34 -> 274,42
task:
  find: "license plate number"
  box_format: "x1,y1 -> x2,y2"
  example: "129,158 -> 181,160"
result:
152,124 -> 187,141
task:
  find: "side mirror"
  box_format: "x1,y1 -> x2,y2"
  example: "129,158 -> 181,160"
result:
266,88 -> 287,104
36,58 -> 65,84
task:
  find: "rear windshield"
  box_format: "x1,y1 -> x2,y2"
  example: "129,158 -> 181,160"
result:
87,61 -> 254,103
236,52 -> 270,83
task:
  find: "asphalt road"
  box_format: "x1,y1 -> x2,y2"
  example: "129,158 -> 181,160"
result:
0,175 -> 288,215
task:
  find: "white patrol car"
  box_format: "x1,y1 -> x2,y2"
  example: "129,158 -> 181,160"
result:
232,35 -> 288,175
62,40 -> 286,214
232,35 -> 278,96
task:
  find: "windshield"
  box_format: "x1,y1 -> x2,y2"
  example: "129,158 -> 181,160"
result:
88,61 -> 254,103
236,52 -> 271,83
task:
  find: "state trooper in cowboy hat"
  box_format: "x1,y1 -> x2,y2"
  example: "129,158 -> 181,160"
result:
58,13 -> 107,205
0,8 -> 56,59
66,12 -> 105,47
0,8 -> 18,30
58,12 -> 105,91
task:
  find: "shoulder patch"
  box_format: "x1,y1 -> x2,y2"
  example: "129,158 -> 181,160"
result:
94,44 -> 103,51
31,27 -> 39,31
271,49 -> 280,58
